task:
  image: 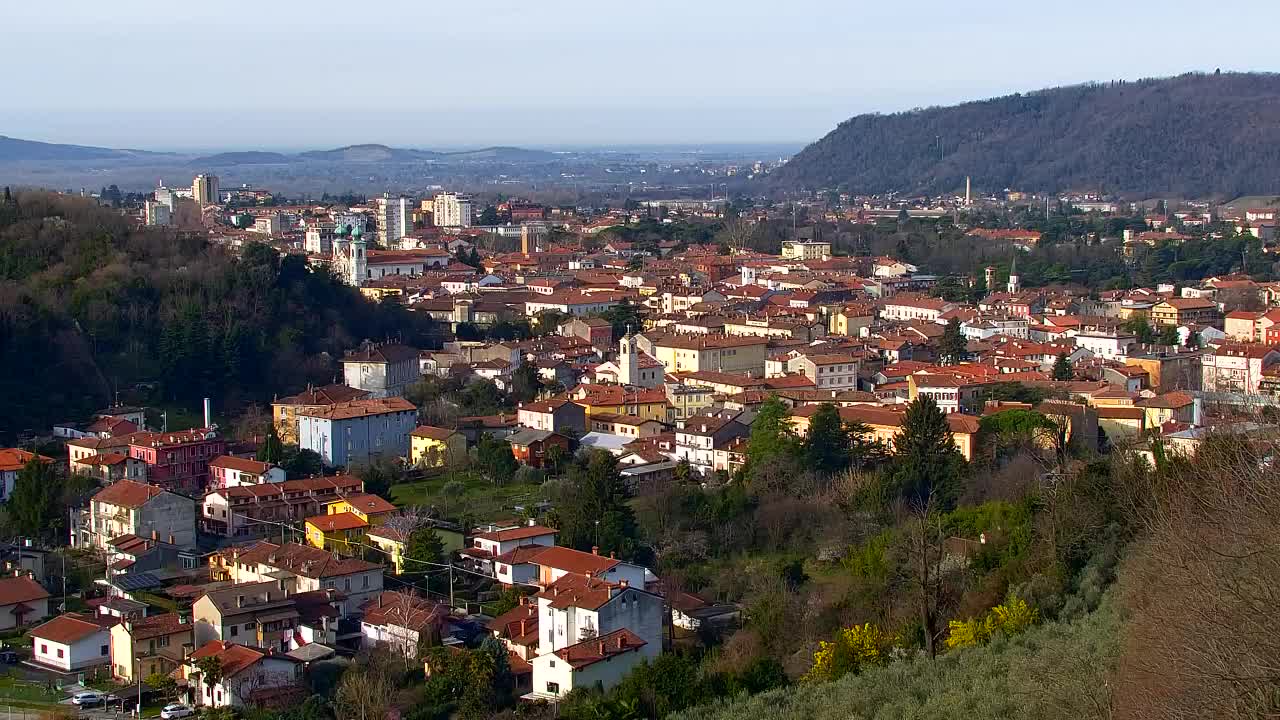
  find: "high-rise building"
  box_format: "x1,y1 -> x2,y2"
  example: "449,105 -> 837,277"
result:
376,194 -> 412,245
432,193 -> 473,228
192,174 -> 220,206
144,200 -> 171,226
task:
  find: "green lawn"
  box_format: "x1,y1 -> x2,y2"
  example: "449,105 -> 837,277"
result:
0,672 -> 61,703
389,470 -> 547,522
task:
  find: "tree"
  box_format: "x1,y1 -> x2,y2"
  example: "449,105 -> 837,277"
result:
405,525 -> 446,568
477,206 -> 501,225
891,396 -> 965,511
1157,324 -> 1180,346
472,434 -> 517,484
195,656 -> 224,688
547,450 -> 639,558
145,673 -> 178,701
334,653 -> 398,720
598,301 -> 645,340
257,426 -> 285,465
8,457 -> 62,540
804,622 -> 893,682
510,363 -> 540,403
439,480 -> 465,518
281,446 -> 322,478
1052,352 -> 1074,381
355,458 -> 405,499
1124,316 -> 1156,344
1184,329 -> 1202,349
803,403 -> 850,474
938,317 -> 967,365
746,396 -> 796,473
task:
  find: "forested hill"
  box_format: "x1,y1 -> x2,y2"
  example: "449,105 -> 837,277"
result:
0,191 -> 438,440
772,72 -> 1280,198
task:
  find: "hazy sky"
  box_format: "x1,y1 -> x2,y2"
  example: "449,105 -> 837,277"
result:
4,0 -> 1277,150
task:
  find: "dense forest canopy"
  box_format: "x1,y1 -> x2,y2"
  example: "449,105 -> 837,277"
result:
0,191 -> 438,440
772,72 -> 1280,197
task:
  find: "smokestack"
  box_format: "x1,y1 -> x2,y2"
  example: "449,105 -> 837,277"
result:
203,398 -> 212,429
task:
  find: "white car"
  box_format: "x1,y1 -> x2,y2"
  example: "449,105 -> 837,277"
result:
71,692 -> 104,706
160,703 -> 195,719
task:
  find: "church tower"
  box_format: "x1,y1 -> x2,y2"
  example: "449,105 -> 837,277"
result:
1007,255 -> 1021,294
618,327 -> 639,387
350,225 -> 367,287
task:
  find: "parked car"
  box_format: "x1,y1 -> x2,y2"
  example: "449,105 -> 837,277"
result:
160,703 -> 195,719
72,692 -> 105,707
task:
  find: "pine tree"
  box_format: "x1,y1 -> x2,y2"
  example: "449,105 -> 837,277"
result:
892,396 -> 964,510
8,456 -> 61,540
1052,352 -> 1074,380
1158,324 -> 1180,346
548,450 -> 638,558
804,403 -> 849,474
257,426 -> 285,464
746,396 -> 796,471
938,317 -> 967,365
405,525 -> 445,567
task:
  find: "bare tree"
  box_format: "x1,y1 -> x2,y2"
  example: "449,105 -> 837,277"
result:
334,651 -> 399,720
895,492 -> 948,659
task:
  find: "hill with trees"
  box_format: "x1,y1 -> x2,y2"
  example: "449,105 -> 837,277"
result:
0,190 -> 438,440
771,72 -> 1280,197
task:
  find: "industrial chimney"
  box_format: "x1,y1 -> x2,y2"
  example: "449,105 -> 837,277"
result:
203,398 -> 213,429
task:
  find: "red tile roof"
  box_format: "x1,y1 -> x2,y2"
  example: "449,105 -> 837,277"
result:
473,525 -> 558,543
305,512 -> 367,532
91,480 -> 163,508
210,456 -> 274,475
525,546 -> 618,576
553,628 -> 646,669
126,612 -> 191,640
299,397 -> 416,420
31,614 -> 105,644
0,449 -> 53,473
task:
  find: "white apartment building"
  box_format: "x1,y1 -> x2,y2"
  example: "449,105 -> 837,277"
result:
376,194 -> 412,245
1073,331 -> 1138,361
192,174 -> 220,206
144,201 -> 171,226
433,193 -> 473,228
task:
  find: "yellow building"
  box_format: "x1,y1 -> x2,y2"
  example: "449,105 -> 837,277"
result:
305,493 -> 397,553
569,384 -> 671,422
644,333 -> 769,377
1150,298 -> 1219,328
410,426 -> 466,467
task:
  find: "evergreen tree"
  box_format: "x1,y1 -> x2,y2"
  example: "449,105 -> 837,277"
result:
746,396 -> 796,471
405,525 -> 445,568
473,433 -> 518,483
1186,329 -> 1202,349
8,456 -> 61,540
548,450 -> 639,558
891,396 -> 965,510
803,403 -> 849,474
257,426 -> 285,464
510,363 -> 540,403
938,317 -> 967,365
1052,352 -> 1074,381
1158,324 -> 1180,346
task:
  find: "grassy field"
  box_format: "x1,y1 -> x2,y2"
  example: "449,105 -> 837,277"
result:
0,672 -> 62,703
389,470 -> 547,522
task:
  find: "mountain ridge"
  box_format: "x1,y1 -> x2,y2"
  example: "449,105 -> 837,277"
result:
772,72 -> 1280,198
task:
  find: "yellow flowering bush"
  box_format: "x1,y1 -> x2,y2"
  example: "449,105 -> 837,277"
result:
804,622 -> 893,682
945,594 -> 1039,652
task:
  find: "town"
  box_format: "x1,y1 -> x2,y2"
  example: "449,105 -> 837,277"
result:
1,167 -> 1278,720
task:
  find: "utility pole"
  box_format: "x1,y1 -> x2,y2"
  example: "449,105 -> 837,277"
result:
448,565 -> 455,609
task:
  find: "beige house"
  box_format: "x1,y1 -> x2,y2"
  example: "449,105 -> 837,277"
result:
192,581 -> 299,653
0,576 -> 51,631
109,612 -> 194,682
73,480 -> 196,550
641,333 -> 768,377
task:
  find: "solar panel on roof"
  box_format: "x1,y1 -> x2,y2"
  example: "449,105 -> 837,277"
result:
111,572 -> 164,591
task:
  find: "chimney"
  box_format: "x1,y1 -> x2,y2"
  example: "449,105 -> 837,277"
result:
527,518 -> 536,527
609,551 -> 615,560
519,619 -> 527,636
378,594 -> 384,608
591,546 -> 599,556
598,641 -> 605,655
616,635 -> 625,649
168,534 -> 175,545
204,398 -> 212,429
151,530 -> 159,541
236,595 -> 245,608
619,579 -> 628,588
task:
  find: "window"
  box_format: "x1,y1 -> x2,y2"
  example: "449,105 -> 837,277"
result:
101,645 -> 109,656
363,575 -> 369,589
549,660 -> 556,668
40,644 -> 47,655
230,626 -> 239,637
57,648 -> 64,659
157,635 -> 170,648
546,682 -> 560,694
245,622 -> 256,630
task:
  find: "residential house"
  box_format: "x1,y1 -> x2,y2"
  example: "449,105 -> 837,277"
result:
1136,391 -> 1198,428
517,399 -> 587,434
409,426 -> 467,467
272,385 -> 371,445
193,581 -> 299,652
0,449 -> 53,501
210,457 -> 286,489
789,405 -> 980,461
587,414 -> 666,439
460,525 -> 559,579
639,333 -> 769,377
674,415 -> 749,476
1200,343 -> 1280,394
665,384 -> 716,421
304,493 -> 396,554
110,612 -> 194,682
570,385 -> 671,423
296,397 -> 417,467
789,353 -> 860,390
71,453 -> 147,485
1096,407 -> 1147,444
559,317 -> 614,351
367,522 -> 464,575
73,480 -> 196,551
907,373 -> 987,414
30,614 -> 112,671
341,343 -> 420,398
125,429 -> 228,494
0,576 -> 50,631
506,429 -> 573,469
181,641 -> 303,709
359,591 -> 446,656
223,542 -> 384,614
202,475 -> 364,539
1150,298 -> 1219,328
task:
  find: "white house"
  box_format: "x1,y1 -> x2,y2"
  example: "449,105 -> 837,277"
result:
1073,331 -> 1137,361
341,343 -> 420,398
30,614 -> 111,671
209,457 -> 286,489
358,591 -> 446,657
528,629 -> 649,699
182,641 -> 303,709
296,397 -> 417,467
72,480 -> 197,551
224,542 -> 384,614
0,575 -> 51,631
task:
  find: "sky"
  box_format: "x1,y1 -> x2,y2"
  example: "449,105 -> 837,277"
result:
3,0 -> 1278,151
